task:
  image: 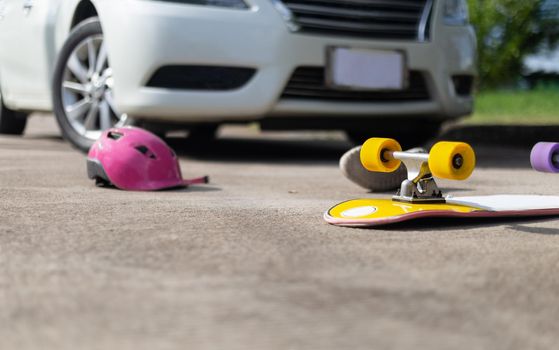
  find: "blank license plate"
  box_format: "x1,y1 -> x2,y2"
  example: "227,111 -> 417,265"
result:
327,48 -> 406,90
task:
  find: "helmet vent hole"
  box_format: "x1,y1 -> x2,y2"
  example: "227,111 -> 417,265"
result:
135,145 -> 149,154
107,131 -> 124,140
135,145 -> 157,159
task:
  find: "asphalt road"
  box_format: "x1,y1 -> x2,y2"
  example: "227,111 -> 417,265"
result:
2,116 -> 559,350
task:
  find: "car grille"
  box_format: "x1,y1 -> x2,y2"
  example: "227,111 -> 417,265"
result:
281,67 -> 430,102
276,0 -> 432,40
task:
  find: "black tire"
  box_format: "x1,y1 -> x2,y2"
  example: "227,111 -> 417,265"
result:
52,18 -> 118,152
347,120 -> 442,149
0,90 -> 27,135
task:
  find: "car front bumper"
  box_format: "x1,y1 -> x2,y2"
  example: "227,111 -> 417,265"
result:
95,0 -> 477,123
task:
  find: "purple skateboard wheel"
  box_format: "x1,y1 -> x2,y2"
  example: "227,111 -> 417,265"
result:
531,142 -> 559,173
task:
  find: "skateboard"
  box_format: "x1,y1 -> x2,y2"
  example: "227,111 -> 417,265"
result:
325,138 -> 559,227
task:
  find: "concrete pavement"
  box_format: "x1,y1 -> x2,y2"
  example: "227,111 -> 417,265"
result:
1,116 -> 559,350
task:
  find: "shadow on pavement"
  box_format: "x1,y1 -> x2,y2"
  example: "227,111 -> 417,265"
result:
465,145 -> 533,169
361,215 -> 559,232
16,118 -> 554,169
167,136 -> 353,164
166,123 -> 550,167
435,123 -> 557,169
175,185 -> 222,193
168,135 -> 534,169
91,184 -> 222,193
507,224 -> 559,235
24,134 -> 65,142
439,124 -> 559,148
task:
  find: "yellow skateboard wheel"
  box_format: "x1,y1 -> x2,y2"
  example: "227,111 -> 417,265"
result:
429,141 -> 475,180
360,138 -> 402,172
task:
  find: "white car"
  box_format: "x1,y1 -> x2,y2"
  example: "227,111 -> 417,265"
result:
0,0 -> 476,151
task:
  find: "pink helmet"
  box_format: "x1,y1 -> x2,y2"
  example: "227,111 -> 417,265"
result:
87,126 -> 208,191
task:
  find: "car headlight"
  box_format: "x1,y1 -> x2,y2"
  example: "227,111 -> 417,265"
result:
151,0 -> 249,9
444,0 -> 469,26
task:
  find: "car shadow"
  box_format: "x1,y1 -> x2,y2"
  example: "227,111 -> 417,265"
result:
439,124 -> 559,148
168,133 -> 534,170
434,124 -> 559,169
17,119 -> 552,169
24,134 -> 65,142
167,135 -> 353,164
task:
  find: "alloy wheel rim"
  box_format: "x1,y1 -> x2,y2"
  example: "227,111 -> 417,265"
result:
61,34 -> 127,140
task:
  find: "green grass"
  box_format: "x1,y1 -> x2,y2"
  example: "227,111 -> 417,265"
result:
467,88 -> 559,124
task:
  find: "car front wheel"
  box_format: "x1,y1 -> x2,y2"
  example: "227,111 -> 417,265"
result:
52,18 -> 127,152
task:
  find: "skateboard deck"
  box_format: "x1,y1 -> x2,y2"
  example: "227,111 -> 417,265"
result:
325,195 -> 559,227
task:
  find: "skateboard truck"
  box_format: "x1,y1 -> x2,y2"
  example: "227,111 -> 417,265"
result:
360,138 -> 476,204
388,148 -> 445,203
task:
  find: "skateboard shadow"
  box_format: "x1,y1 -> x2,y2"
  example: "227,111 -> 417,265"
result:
359,215 -> 559,232
507,224 -> 559,236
